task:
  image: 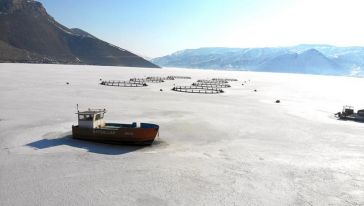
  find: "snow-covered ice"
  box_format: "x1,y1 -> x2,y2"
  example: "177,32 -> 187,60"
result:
0,63 -> 364,205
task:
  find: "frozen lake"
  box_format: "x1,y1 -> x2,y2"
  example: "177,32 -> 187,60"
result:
0,63 -> 364,205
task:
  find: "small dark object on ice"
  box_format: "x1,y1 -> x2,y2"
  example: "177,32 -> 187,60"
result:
242,83 -> 244,86
160,89 -> 163,92
254,89 -> 257,92
275,100 -> 280,103
66,82 -> 70,85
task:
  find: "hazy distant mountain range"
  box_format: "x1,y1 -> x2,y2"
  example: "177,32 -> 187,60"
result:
152,45 -> 364,76
0,0 -> 159,68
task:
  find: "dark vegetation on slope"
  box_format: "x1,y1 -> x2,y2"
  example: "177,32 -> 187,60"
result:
0,0 -> 159,68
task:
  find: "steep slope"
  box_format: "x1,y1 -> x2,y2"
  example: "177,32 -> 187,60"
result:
0,0 -> 159,68
0,40 -> 55,63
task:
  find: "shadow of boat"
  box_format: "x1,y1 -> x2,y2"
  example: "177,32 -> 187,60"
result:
26,132 -> 149,155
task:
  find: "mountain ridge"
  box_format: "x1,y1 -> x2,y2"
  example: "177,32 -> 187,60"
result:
152,45 -> 364,75
0,0 -> 159,68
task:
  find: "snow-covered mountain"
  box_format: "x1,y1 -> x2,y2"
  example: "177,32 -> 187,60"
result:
152,45 -> 364,76
257,49 -> 342,75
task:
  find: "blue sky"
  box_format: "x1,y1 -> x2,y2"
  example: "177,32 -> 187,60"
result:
39,0 -> 364,58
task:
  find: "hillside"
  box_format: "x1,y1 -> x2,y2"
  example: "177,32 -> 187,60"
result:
0,0 -> 159,68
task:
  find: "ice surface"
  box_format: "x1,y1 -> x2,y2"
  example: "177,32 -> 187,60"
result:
0,63 -> 364,205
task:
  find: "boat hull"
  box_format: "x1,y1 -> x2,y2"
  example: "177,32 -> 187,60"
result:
72,123 -> 159,145
337,113 -> 364,122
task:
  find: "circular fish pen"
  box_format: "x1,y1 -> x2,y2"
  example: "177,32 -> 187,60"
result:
172,86 -> 224,94
197,79 -> 229,84
146,76 -> 175,81
212,78 -> 238,82
192,82 -> 231,88
130,78 -> 164,83
167,76 -> 192,79
100,80 -> 147,87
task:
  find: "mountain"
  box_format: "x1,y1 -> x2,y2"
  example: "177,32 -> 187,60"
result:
257,49 -> 341,75
152,45 -> 364,75
0,0 -> 159,68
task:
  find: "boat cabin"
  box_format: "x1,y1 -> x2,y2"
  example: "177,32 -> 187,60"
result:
77,109 -> 106,129
342,105 -> 354,116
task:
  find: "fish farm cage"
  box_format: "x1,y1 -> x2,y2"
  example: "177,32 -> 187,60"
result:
172,86 -> 224,94
147,76 -> 175,81
130,78 -> 165,83
167,76 -> 192,79
212,78 -> 238,82
100,80 -> 148,87
192,82 -> 231,88
197,79 -> 229,84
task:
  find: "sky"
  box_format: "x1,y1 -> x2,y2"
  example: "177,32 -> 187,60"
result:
38,0 -> 364,58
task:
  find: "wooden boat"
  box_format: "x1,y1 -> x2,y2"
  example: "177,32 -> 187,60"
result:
335,105 -> 364,122
72,109 -> 159,145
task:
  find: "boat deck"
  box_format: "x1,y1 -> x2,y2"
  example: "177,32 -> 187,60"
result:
102,123 -> 159,129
